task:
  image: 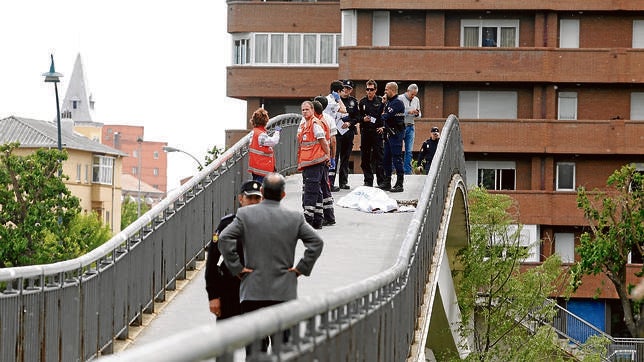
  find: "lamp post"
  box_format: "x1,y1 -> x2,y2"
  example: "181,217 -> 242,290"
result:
42,54 -> 63,152
137,137 -> 143,217
163,146 -> 203,168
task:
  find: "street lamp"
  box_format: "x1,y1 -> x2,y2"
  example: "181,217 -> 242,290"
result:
42,54 -> 63,152
163,146 -> 203,168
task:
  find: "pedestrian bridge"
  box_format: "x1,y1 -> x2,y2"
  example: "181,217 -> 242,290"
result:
0,114 -> 470,361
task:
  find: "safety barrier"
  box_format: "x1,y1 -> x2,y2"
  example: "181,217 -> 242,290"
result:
99,114 -> 467,361
0,113 -> 301,362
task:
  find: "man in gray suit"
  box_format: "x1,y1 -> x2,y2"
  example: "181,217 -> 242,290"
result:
218,173 -> 324,315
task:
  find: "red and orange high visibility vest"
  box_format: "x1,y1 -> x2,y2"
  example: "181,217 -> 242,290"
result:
248,126 -> 275,176
297,117 -> 328,171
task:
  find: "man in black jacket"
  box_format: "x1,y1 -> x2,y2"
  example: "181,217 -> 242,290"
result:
358,79 -> 384,187
335,79 -> 360,190
204,180 -> 262,319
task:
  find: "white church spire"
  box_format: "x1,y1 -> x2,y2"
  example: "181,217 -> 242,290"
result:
61,53 -> 95,123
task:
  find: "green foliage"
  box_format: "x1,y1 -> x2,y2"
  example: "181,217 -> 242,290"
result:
38,212 -> 112,263
120,197 -> 151,230
571,164 -> 644,337
453,187 -> 582,361
0,143 -> 81,267
203,145 -> 225,169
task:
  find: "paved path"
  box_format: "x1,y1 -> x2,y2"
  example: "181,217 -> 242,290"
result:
122,174 -> 426,349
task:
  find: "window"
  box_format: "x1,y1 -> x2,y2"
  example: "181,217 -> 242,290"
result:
461,19 -> 519,47
153,151 -> 159,159
633,20 -> 644,48
459,91 -> 518,119
560,19 -> 580,48
85,164 -> 90,183
247,32 -> 341,65
342,10 -> 357,46
558,92 -> 578,120
465,161 -> 516,190
92,155 -> 115,185
631,93 -> 644,120
373,11 -> 390,46
486,225 -> 539,263
132,167 -> 138,175
233,36 -> 250,65
153,168 -> 159,176
76,163 -> 81,182
556,162 -> 576,191
555,233 -> 575,263
132,150 -> 138,158
72,100 -> 78,109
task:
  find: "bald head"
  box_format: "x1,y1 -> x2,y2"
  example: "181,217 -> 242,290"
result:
262,173 -> 286,201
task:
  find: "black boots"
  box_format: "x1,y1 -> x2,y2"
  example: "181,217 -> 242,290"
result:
376,176 -> 391,191
390,174 -> 404,193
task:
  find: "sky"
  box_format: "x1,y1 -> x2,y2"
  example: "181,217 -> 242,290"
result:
0,1 -> 247,190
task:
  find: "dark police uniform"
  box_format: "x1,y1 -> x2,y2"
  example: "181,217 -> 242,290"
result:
358,94 -> 384,187
336,94 -> 360,189
380,95 -> 406,191
204,213 -> 244,319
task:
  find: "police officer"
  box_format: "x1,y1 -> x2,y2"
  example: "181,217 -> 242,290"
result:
417,126 -> 441,175
358,79 -> 385,187
335,80 -> 360,190
378,81 -> 406,192
204,180 -> 262,319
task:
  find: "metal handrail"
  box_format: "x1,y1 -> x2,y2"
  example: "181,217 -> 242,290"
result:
100,114 -> 468,361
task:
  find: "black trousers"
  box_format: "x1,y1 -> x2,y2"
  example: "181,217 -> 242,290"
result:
360,130 -> 384,185
334,130 -> 354,187
241,300 -> 289,354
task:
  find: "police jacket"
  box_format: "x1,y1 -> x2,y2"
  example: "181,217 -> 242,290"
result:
381,96 -> 406,132
358,95 -> 384,132
205,213 -> 244,300
340,95 -> 360,132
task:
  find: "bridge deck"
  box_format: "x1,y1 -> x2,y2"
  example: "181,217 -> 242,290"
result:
125,173 -> 427,349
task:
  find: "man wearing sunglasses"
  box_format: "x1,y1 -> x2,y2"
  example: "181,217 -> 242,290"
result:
358,79 -> 385,187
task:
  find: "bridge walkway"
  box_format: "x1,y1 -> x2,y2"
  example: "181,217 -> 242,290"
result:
119,173 -> 427,350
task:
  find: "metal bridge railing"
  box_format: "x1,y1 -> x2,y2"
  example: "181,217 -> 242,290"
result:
99,114 -> 467,361
0,113 -> 301,362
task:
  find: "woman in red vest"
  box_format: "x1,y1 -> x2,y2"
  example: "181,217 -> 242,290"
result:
248,108 -> 280,183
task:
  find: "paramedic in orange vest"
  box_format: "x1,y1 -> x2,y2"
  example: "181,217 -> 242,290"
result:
248,107 -> 280,183
312,99 -> 336,226
297,101 -> 330,229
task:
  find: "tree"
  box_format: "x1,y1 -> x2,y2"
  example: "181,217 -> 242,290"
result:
0,143 -> 80,267
571,164 -> 644,337
120,197 -> 151,230
37,212 -> 113,264
203,145 -> 224,169
451,187 -> 578,361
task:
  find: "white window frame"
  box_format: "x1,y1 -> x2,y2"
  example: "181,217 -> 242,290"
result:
76,163 -> 81,182
556,162 -> 576,191
153,151 -> 159,159
631,92 -> 644,120
460,19 -> 519,47
92,155 -> 115,185
633,20 -> 644,48
487,224 -> 539,263
373,11 -> 390,46
243,32 -> 341,66
560,19 -> 580,48
558,92 -> 578,120
342,10 -> 357,46
458,91 -> 518,119
554,232 -> 575,263
153,168 -> 159,176
465,160 -> 516,190
232,33 -> 251,65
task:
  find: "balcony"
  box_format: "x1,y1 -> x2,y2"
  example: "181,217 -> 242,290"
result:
340,0 -> 643,11
412,118 -> 644,156
228,1 -> 340,33
227,66 -> 339,99
339,47 -> 644,84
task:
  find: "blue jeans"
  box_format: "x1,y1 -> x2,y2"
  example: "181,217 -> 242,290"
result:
403,125 -> 415,174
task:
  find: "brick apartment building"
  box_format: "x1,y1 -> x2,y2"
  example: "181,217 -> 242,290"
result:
226,1 -> 644,335
102,125 -> 168,194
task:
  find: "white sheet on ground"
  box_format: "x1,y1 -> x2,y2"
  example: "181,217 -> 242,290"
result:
336,186 -> 398,213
